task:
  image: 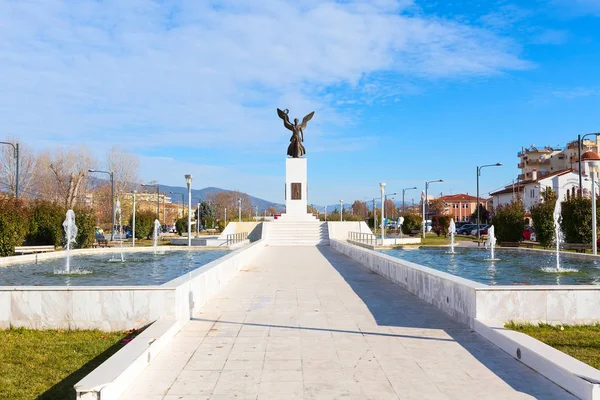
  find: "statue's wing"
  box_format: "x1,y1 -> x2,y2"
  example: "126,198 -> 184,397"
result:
300,111 -> 315,130
277,108 -> 293,130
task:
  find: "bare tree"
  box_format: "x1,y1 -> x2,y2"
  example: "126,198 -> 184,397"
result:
384,199 -> 397,220
33,146 -> 95,208
105,145 -> 140,199
351,200 -> 369,218
0,137 -> 37,198
208,190 -> 253,220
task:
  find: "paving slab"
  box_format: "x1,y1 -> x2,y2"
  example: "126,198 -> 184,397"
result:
120,246 -> 576,399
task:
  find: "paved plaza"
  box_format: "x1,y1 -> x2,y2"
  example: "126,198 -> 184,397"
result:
121,246 -> 575,399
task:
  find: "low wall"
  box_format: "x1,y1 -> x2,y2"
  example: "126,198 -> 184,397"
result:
0,242 -> 267,330
327,221 -> 372,241
219,222 -> 262,241
348,237 -> 421,250
331,240 -> 600,327
331,239 -> 481,328
475,286 -> 600,324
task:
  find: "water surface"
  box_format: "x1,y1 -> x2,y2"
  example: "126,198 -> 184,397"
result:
380,248 -> 600,285
0,250 -> 229,286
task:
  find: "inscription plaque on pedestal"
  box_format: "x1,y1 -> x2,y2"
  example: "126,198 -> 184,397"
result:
291,183 -> 302,200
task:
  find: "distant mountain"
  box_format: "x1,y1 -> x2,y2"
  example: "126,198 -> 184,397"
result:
158,185 -> 285,212
312,200 -> 415,213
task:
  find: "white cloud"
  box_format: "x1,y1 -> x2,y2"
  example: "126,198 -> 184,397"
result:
0,0 -> 531,151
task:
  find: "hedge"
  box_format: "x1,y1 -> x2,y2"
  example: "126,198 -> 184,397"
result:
0,198 -> 29,256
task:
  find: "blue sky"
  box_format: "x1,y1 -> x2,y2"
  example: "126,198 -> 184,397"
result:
1,0 -> 599,205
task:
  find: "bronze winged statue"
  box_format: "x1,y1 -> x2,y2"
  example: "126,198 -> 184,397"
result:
277,108 -> 315,158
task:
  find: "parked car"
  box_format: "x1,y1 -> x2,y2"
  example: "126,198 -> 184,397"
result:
523,226 -> 536,241
456,224 -> 477,235
471,225 -> 489,236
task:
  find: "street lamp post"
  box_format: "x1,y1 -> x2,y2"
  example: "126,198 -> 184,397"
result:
423,180 -> 444,239
324,205 -> 327,221
578,133 -> 600,196
371,199 -> 377,235
380,183 -> 386,244
477,163 -> 502,239
238,198 -> 241,222
132,190 -> 137,247
583,152 -> 600,255
0,141 -> 19,198
197,202 -> 201,236
89,169 -> 115,241
402,187 -> 417,215
185,175 -> 192,246
385,192 -> 397,219
255,205 -> 258,219
340,200 -> 343,222
225,207 -> 227,225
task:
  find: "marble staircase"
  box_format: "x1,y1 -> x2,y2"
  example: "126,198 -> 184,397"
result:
267,217 -> 329,246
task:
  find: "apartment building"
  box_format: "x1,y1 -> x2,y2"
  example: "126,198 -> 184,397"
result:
518,138 -> 599,181
436,194 -> 492,222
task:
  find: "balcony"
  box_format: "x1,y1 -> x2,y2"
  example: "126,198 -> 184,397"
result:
518,162 -> 525,168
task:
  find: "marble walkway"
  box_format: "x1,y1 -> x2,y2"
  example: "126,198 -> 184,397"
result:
120,246 -> 575,400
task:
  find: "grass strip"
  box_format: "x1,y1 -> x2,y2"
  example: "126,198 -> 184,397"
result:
0,328 -> 135,399
505,322 -> 600,370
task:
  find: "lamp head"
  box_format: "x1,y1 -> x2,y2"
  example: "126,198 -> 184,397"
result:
496,163 -> 503,166
88,169 -> 95,172
184,174 -> 192,185
380,182 -> 386,189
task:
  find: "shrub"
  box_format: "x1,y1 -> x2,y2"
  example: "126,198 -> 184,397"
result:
0,198 -> 29,256
400,214 -> 422,235
73,207 -> 97,249
175,217 -> 188,236
432,215 -> 451,237
128,210 -> 155,240
26,201 -> 65,247
530,188 -> 557,247
560,196 -> 600,244
342,213 -> 367,222
470,204 -> 490,224
493,201 -> 525,242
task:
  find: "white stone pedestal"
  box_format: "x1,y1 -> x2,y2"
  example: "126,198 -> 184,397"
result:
279,158 -> 316,221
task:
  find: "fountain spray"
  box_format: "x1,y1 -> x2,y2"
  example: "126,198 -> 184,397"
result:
553,199 -> 563,271
485,225 -> 497,260
153,219 -> 161,255
448,218 -> 456,254
109,200 -> 124,262
62,210 -> 78,274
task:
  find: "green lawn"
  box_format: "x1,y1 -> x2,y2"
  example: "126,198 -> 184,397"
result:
0,328 -> 133,399
505,322 -> 600,370
409,234 -> 472,246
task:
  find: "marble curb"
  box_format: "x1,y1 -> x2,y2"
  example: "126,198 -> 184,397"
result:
75,318 -> 185,400
475,319 -> 600,400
